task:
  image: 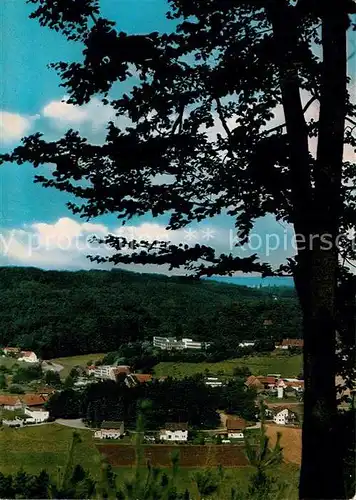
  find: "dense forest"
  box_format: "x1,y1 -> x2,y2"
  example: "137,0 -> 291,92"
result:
0,267 -> 301,358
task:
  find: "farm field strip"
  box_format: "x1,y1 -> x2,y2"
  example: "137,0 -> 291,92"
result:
97,444 -> 249,467
154,354 -> 302,379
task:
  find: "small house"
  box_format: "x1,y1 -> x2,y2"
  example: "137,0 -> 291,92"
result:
125,373 -> 153,388
272,408 -> 297,425
0,395 -> 23,411
18,351 -> 38,363
94,421 -> 124,439
275,339 -> 303,350
159,423 -> 188,442
2,347 -> 20,357
245,375 -> 264,391
226,418 -> 246,439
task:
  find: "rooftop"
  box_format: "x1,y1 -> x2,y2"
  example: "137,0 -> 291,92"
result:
164,422 -> 188,431
101,421 -> 124,429
21,394 -> 48,406
0,395 -> 21,405
226,418 -> 247,431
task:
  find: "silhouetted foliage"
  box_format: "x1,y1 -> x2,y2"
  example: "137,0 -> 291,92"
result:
1,1 -> 355,498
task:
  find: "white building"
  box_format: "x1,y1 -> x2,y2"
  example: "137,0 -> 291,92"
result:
153,336 -> 205,351
24,408 -> 49,423
238,340 -> 256,348
159,423 -> 188,442
277,386 -> 284,399
153,336 -> 184,350
273,408 -> 296,425
94,421 -> 124,439
182,338 -> 203,350
88,365 -> 130,381
18,351 -> 38,363
205,377 -> 224,388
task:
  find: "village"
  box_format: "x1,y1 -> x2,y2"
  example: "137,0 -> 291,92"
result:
0,339 -> 307,444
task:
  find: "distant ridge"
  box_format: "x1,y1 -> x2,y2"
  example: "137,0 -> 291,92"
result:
206,276 -> 294,288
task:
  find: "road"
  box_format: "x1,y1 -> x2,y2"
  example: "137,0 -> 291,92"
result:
56,418 -> 90,430
42,361 -> 64,373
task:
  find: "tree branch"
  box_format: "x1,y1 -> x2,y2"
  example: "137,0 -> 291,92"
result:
215,97 -> 235,157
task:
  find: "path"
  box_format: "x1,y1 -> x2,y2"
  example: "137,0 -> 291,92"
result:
42,361 -> 64,373
56,418 -> 90,430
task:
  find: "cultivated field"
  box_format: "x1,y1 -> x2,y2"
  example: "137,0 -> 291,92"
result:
265,424 -> 302,465
97,443 -> 249,468
154,354 -> 302,379
0,424 -> 299,498
49,353 -> 105,378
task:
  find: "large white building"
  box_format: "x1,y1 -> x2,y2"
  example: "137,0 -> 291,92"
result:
159,423 -> 188,442
153,336 -> 205,351
153,336 -> 184,350
88,365 -> 131,381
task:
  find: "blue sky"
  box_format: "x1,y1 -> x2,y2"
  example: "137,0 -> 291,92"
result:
0,1 -> 354,272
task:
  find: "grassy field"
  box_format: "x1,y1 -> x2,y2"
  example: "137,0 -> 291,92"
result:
154,354 -> 303,379
0,423 -> 299,498
0,357 -> 26,371
0,423 -> 102,477
49,353 -> 105,378
114,464 -> 299,499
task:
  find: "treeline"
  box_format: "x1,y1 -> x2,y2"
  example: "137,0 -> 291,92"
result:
47,376 -> 257,428
0,466 -> 96,499
0,267 -> 301,359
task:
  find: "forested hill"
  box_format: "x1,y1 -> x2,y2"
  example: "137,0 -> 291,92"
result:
0,267 -> 301,358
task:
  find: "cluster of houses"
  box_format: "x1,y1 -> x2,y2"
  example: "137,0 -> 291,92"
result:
238,338 -> 304,350
1,347 -> 38,363
245,374 -> 304,398
0,393 -> 50,426
85,364 -> 164,388
153,336 -> 210,351
94,417 -> 248,442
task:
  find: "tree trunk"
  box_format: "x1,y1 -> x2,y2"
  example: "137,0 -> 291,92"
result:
267,1 -> 348,498
296,248 -> 345,499
297,3 -> 348,498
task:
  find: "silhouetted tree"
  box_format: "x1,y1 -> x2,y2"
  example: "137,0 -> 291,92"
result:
2,1 -> 355,498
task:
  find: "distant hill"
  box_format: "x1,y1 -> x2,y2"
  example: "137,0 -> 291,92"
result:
206,276 -> 295,287
0,267 -> 301,358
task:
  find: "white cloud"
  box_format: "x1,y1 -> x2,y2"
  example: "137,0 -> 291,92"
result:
42,96 -> 117,130
0,111 -> 39,145
0,217 -> 226,271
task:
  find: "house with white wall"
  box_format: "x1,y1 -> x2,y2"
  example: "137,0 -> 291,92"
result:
24,408 -> 49,423
0,396 -> 23,411
88,365 -> 131,381
159,423 -> 188,442
18,351 -> 38,363
273,408 -> 297,425
94,421 -> 124,439
226,418 -> 246,439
